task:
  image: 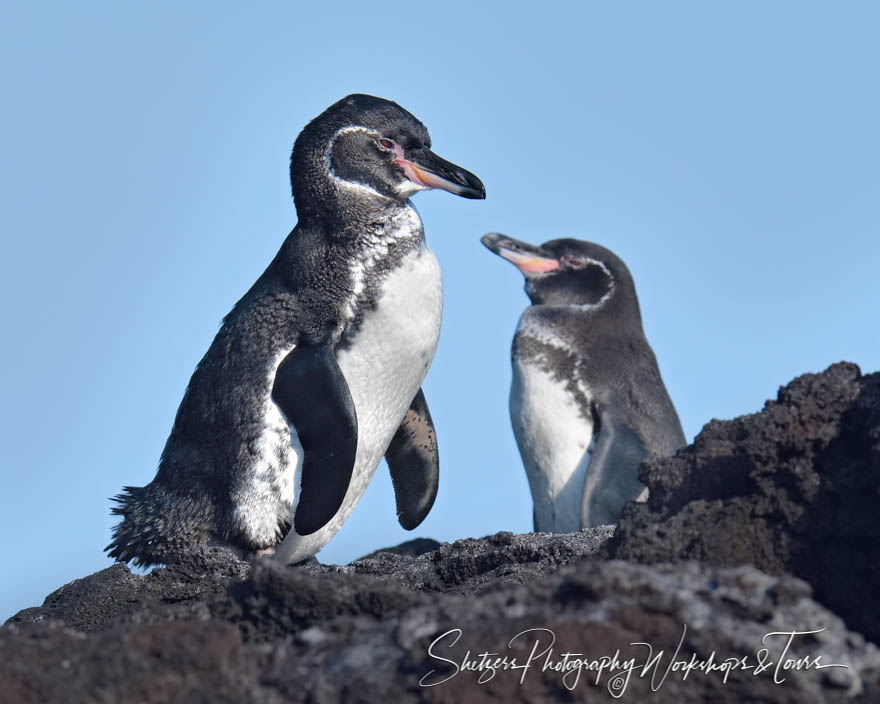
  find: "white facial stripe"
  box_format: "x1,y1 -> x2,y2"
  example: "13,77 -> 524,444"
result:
537,260 -> 615,310
323,125 -> 391,200
582,257 -> 611,278
581,257 -> 614,307
587,285 -> 614,308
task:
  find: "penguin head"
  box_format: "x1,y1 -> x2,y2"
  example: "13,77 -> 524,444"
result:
291,94 -> 485,220
481,233 -> 637,309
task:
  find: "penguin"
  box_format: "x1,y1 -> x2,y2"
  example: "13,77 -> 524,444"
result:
106,94 -> 485,567
480,233 -> 684,532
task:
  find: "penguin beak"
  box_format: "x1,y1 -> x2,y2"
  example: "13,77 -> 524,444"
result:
396,147 -> 486,199
481,233 -> 560,274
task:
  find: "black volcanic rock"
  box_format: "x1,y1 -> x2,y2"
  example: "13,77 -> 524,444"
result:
350,528 -> 617,593
608,362 -> 880,642
7,546 -> 251,634
2,560 -> 878,703
4,362 -> 880,703
7,530 -> 615,640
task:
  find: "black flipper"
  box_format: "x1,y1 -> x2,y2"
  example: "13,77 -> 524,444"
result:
385,388 -> 439,530
580,394 -> 646,529
271,342 -> 358,535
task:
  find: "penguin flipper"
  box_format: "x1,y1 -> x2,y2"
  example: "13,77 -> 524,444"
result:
385,387 -> 439,530
272,342 -> 358,535
580,394 -> 646,529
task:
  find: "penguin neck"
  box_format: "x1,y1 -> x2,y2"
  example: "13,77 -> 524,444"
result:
295,184 -> 421,245
525,294 -> 645,340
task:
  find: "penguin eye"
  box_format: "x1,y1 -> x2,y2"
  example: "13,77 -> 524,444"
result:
376,138 -> 395,150
562,256 -> 586,269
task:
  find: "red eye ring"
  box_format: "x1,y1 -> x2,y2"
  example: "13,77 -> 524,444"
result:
376,138 -> 394,150
562,256 -> 586,269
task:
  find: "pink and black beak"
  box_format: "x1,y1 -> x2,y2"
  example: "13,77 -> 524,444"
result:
481,233 -> 560,274
395,144 -> 486,199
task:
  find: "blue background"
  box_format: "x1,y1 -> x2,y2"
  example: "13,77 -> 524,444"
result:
2,2 -> 878,621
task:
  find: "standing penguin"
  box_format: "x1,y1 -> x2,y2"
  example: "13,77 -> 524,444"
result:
107,94 -> 485,566
481,233 -> 684,532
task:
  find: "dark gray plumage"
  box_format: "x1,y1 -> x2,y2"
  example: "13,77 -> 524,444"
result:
107,94 -> 484,567
481,233 -> 684,532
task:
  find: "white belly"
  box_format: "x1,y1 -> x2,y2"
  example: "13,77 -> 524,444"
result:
510,358 -> 593,532
275,243 -> 442,562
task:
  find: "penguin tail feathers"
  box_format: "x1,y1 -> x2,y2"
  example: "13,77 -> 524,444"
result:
105,484 -> 212,568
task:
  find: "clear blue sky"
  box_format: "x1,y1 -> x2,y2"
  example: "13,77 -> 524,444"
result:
1,2 -> 878,621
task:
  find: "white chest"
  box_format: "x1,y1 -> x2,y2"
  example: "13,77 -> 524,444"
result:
336,243 -> 443,449
274,243 -> 442,562
510,357 -> 593,532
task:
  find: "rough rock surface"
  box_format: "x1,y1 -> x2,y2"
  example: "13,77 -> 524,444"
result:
7,530 -> 615,637
3,557 -> 878,703
607,362 -> 880,643
3,362 -> 879,703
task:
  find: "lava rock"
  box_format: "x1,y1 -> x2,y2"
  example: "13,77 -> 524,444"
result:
349,528 -> 616,594
2,561 -> 877,703
7,529 -> 614,639
608,362 -> 880,642
7,545 -> 250,634
4,362 -> 879,703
